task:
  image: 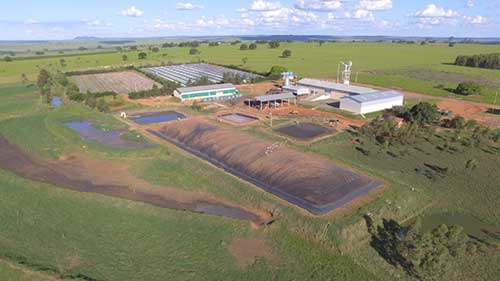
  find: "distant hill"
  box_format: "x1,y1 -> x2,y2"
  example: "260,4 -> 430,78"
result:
74,36 -> 101,41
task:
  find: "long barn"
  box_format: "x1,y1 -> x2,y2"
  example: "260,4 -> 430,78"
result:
173,84 -> 241,102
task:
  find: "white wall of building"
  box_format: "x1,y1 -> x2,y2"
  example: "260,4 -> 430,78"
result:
340,96 -> 404,114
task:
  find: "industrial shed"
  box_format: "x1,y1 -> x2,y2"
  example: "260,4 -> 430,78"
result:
253,92 -> 296,110
339,90 -> 404,114
173,84 -> 240,102
297,78 -> 377,99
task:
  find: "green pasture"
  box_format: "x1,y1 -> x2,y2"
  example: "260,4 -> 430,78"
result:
0,84 -> 382,280
1,42 -> 499,103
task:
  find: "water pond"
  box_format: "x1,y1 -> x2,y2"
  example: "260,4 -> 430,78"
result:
65,121 -> 150,149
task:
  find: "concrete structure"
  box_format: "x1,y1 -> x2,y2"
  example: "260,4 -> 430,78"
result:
282,85 -> 310,96
297,78 -> 377,99
339,90 -> 404,114
174,84 -> 240,102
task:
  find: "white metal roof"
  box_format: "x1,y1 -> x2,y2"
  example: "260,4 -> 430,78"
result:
176,83 -> 235,94
342,90 -> 403,104
256,92 -> 295,102
297,78 -> 376,95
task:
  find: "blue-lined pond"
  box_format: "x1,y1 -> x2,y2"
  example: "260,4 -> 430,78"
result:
130,111 -> 185,125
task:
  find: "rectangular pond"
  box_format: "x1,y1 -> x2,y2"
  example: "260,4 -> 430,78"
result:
129,111 -> 185,125
219,113 -> 258,124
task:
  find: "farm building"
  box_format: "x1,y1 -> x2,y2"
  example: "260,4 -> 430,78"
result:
297,78 -> 377,99
339,90 -> 404,114
173,83 -> 241,102
282,85 -> 310,96
253,92 -> 296,110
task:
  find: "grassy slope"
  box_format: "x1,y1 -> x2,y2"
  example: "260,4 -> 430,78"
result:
0,84 -> 378,281
0,42 -> 499,102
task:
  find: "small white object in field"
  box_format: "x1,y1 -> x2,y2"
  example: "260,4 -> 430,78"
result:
120,112 -> 128,118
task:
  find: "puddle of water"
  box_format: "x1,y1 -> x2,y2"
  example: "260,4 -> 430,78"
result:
130,111 -> 185,125
51,97 -> 62,107
418,212 -> 500,242
275,123 -> 334,140
194,201 -> 259,221
65,121 -> 150,149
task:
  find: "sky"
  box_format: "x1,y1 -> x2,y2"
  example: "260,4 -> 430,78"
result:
0,0 -> 499,40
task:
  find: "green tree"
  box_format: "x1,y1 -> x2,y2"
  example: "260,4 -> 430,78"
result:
249,43 -> 257,50
242,57 -> 248,65
268,41 -> 280,49
407,102 -> 440,125
37,69 -> 51,94
456,81 -> 481,96
151,47 -> 160,53
239,43 -> 248,50
268,66 -> 287,79
370,218 -> 473,280
281,49 -> 292,58
138,52 -> 148,60
189,48 -> 199,55
4,56 -> 13,62
85,94 -> 97,108
96,99 -> 110,113
122,54 -> 128,61
20,73 -> 29,84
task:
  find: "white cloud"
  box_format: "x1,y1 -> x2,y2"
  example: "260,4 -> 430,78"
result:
25,18 -> 38,24
465,15 -> 487,25
358,0 -> 392,11
154,19 -> 174,29
466,0 -> 475,8
295,0 -> 342,11
241,18 -> 256,26
259,7 -> 319,26
87,20 -> 112,27
121,6 -> 144,17
414,4 -> 459,18
176,2 -> 204,10
250,0 -> 281,11
351,9 -> 375,20
329,9 -> 375,21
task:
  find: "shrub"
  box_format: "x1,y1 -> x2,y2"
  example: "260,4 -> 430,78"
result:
281,49 -> 292,58
407,102 -> 441,125
96,99 -> 110,113
239,44 -> 248,50
268,41 -> 280,49
249,43 -> 257,50
189,48 -> 199,55
455,81 -> 481,96
138,52 -> 147,60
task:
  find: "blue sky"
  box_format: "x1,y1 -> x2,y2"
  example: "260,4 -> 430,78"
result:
0,0 -> 498,40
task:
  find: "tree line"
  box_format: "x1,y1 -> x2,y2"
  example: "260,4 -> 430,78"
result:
455,53 -> 500,70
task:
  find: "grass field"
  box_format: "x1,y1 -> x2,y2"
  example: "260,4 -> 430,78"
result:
0,84 -> 383,281
0,40 -> 499,280
1,42 -> 499,103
